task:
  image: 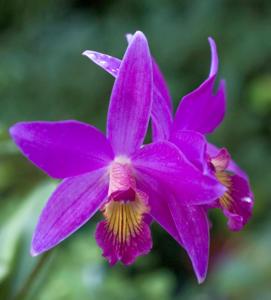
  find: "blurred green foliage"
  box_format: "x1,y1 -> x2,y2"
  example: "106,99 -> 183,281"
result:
0,0 -> 270,299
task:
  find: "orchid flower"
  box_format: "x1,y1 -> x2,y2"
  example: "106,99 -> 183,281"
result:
10,32 -> 224,267
171,38 -> 253,231
83,35 -> 253,282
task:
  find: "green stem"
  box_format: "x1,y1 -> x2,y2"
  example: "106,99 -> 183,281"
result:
12,251 -> 52,300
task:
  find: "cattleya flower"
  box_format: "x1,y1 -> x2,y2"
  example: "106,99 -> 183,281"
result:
10,32 -> 224,267
170,38 -> 253,231
84,34 -> 253,282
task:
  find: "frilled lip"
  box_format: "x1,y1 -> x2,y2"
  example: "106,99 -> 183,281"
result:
208,147 -> 254,231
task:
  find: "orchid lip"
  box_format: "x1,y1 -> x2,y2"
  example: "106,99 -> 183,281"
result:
210,148 -> 253,231
97,158 -> 152,265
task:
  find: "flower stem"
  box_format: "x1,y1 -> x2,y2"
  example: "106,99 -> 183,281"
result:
12,251 -> 52,300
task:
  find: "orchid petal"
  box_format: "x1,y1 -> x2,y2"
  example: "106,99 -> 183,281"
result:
132,141 -> 226,205
173,38 -> 226,134
82,50 -> 121,77
137,173 -> 183,246
10,121 -> 114,179
106,31 -> 152,156
168,197 -> 210,283
31,168 -> 108,255
151,86 -> 173,141
170,130 -> 208,172
126,32 -> 173,114
152,58 -> 173,112
173,78 -> 226,134
151,60 -> 173,141
208,37 -> 218,77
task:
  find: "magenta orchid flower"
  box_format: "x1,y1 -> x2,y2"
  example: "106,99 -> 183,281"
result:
170,38 -> 253,232
10,32 -> 224,267
83,35 -> 253,282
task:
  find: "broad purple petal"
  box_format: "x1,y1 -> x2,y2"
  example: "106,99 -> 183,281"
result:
31,168 -> 109,255
132,141 -> 226,205
137,173 -> 183,246
173,38 -> 226,134
173,78 -> 226,134
168,197 -> 210,283
170,130 -> 208,172
106,31 -> 152,156
10,121 -> 114,179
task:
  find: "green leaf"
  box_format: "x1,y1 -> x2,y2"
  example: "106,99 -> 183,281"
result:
0,181 -> 56,284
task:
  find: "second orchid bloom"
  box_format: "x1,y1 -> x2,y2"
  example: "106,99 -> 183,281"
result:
10,31 -> 253,283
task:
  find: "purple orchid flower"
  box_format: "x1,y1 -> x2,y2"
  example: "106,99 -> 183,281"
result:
10,32 -> 224,267
83,35 -> 253,282
170,38 -> 253,232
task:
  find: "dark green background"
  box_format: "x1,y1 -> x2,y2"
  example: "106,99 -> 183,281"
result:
0,1 -> 270,299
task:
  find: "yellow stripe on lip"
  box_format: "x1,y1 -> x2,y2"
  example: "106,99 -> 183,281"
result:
215,170 -> 233,209
103,196 -> 149,245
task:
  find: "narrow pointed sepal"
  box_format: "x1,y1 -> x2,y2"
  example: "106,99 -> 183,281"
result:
173,38 -> 226,134
10,121 -> 114,179
168,196 -> 210,284
31,168 -> 108,255
107,31 -> 153,156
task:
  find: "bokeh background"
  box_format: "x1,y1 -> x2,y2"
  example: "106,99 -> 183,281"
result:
0,0 -> 270,299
